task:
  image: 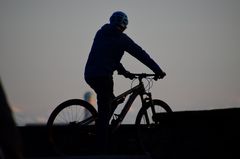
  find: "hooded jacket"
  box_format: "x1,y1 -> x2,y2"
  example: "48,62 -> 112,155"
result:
84,24 -> 162,78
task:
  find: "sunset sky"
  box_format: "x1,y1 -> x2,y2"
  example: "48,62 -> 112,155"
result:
1,0 -> 240,125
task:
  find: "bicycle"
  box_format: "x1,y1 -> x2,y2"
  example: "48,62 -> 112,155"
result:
47,73 -> 172,155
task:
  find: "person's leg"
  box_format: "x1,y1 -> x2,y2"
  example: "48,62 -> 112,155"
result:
85,76 -> 114,153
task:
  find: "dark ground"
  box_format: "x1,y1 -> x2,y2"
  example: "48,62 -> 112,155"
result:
20,108 -> 240,159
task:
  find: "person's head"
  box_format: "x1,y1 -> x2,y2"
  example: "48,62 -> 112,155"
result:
110,11 -> 128,32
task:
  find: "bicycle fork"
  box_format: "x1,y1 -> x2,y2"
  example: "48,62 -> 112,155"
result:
141,92 -> 157,124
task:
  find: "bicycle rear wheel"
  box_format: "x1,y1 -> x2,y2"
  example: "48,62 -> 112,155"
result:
135,99 -> 172,157
47,99 -> 97,155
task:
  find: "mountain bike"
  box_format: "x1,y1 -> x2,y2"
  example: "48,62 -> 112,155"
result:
47,73 -> 172,155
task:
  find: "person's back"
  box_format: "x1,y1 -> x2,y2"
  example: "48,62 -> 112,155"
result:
85,24 -> 125,77
84,11 -> 166,153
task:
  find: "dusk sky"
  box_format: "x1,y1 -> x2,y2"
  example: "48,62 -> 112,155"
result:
1,0 -> 240,125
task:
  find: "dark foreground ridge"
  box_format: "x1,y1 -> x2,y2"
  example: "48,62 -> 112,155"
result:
20,108 -> 240,159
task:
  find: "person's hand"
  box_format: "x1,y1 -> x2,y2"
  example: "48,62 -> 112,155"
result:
154,71 -> 166,80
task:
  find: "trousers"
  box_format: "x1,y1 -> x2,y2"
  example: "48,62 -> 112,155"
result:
85,76 -> 114,153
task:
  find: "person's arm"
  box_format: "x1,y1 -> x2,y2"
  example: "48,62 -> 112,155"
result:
116,63 -> 135,79
123,35 -> 165,78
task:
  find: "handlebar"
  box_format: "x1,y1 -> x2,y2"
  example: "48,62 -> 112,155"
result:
123,72 -> 166,80
127,73 -> 165,90
132,73 -> 155,78
129,73 -> 159,81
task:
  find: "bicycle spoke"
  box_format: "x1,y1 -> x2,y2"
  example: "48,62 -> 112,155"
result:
47,99 -> 97,155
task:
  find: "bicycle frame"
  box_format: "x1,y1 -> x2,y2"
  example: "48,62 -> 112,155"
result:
77,74 -> 157,132
110,78 -> 152,132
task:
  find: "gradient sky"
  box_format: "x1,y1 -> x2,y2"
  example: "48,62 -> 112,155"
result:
1,0 -> 240,125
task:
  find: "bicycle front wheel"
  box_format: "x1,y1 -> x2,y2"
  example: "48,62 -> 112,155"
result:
135,99 -> 172,157
136,99 -> 172,125
47,99 -> 97,155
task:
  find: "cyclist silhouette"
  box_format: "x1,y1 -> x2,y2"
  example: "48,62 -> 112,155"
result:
84,11 -> 166,153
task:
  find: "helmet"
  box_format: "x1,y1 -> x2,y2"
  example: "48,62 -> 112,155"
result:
110,11 -> 128,29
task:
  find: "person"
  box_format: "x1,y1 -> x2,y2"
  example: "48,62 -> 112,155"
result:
0,80 -> 24,159
83,91 -> 96,119
84,11 -> 166,153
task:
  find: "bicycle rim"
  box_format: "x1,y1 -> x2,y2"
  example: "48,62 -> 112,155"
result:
135,99 -> 172,157
47,99 -> 97,155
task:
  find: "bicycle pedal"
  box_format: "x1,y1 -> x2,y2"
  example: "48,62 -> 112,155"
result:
113,113 -> 120,119
117,97 -> 125,104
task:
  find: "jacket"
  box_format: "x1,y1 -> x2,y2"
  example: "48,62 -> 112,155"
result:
84,24 -> 162,78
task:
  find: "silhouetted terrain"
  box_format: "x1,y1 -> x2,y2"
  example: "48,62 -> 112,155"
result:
20,108 -> 240,159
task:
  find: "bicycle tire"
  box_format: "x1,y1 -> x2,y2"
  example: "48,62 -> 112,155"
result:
135,99 -> 172,157
47,99 -> 97,155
